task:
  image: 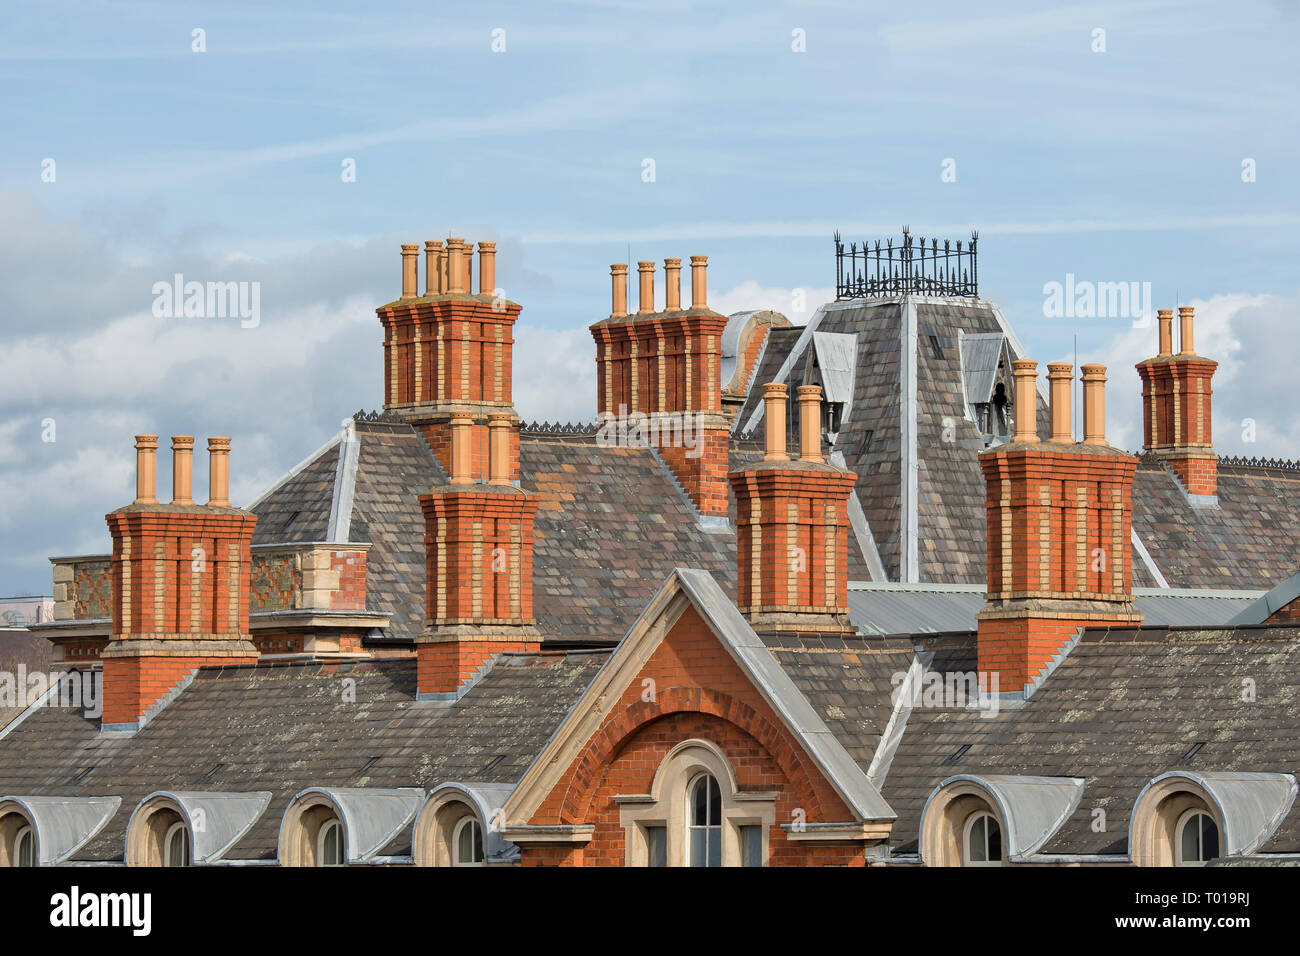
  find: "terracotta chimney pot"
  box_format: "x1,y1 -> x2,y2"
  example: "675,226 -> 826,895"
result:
610,264 -> 628,317
1157,308 -> 1173,357
690,255 -> 708,310
796,385 -> 823,463
171,435 -> 195,505
637,261 -> 655,315
488,414 -> 511,484
479,241 -> 497,296
206,437 -> 232,507
1011,360 -> 1038,443
1080,365 -> 1108,446
664,258 -> 682,311
1046,363 -> 1074,444
401,244 -> 419,299
446,238 -> 468,294
425,241 -> 444,296
134,434 -> 159,505
762,382 -> 789,461
1179,305 -> 1196,356
449,415 -> 474,484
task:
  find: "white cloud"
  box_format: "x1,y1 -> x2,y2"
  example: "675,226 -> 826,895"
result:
1075,291 -> 1300,457
709,281 -> 835,325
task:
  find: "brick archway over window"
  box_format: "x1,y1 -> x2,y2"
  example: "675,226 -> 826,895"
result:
554,686 -> 846,826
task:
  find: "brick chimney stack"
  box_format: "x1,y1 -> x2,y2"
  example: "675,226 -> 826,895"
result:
728,383 -> 858,635
101,434 -> 258,732
1136,305 -> 1218,497
591,253 -> 731,520
977,362 -> 1141,691
378,237 -> 523,484
415,416 -> 541,701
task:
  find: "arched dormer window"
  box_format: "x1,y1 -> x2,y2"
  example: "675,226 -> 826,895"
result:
687,774 -> 722,867
453,817 -> 484,866
164,821 -> 191,867
962,810 -> 1002,867
1176,810 -> 1219,867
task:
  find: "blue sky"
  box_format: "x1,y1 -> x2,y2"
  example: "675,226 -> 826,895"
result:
1,0 -> 1298,595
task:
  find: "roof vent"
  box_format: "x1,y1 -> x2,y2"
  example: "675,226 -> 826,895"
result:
941,744 -> 972,766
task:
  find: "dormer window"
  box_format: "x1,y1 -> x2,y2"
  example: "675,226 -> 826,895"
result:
317,819 -> 345,867
164,822 -> 191,867
14,826 -> 34,868
453,817 -> 484,866
963,811 -> 1002,866
1176,810 -> 1219,866
822,400 -> 844,436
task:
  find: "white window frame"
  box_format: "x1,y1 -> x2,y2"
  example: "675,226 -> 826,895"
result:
452,816 -> 485,867
316,818 -> 345,867
163,821 -> 191,868
1175,809 -> 1219,867
685,773 -> 723,868
962,810 -> 1002,867
618,739 -> 775,867
14,825 -> 35,868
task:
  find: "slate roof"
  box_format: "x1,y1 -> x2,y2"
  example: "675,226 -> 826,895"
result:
1132,456 -> 1300,590
738,294 -> 1300,592
249,420 -> 736,644
764,623 -> 1300,857
0,651 -> 608,861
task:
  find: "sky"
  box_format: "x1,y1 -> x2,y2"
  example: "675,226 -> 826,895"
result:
1,0 -> 1298,596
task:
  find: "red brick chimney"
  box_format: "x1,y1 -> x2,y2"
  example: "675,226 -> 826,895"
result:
1136,305 -> 1218,497
378,238 -> 521,482
728,383 -> 858,635
415,414 -> 541,700
591,256 -> 731,519
976,361 -> 1142,690
100,435 -> 259,731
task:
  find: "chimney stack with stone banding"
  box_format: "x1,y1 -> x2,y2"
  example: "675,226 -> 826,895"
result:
1136,304 -> 1218,497
100,434 -> 259,732
728,383 -> 858,636
378,237 -> 524,485
590,252 -> 731,519
415,411 -> 541,700
977,361 -> 1142,691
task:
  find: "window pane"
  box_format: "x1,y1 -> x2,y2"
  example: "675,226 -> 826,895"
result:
967,816 -> 987,863
1200,815 -> 1219,861
167,826 -> 189,867
17,829 -> 33,867
986,817 -> 1002,861
741,825 -> 763,867
647,826 -> 667,868
457,820 -> 483,864
689,828 -> 707,867
322,822 -> 340,866
691,777 -> 709,827
1180,815 -> 1200,863
707,776 -> 722,826
707,827 -> 721,867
